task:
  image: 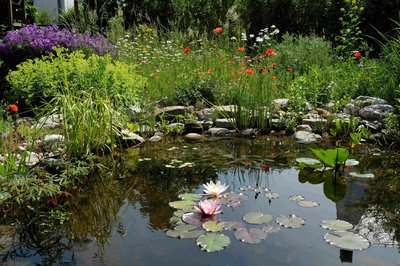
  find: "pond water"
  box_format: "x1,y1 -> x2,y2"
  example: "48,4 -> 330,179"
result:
1,137 -> 400,265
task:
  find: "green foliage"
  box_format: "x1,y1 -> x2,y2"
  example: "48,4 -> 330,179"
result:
59,6 -> 100,34
7,48 -> 146,112
311,148 -> 349,167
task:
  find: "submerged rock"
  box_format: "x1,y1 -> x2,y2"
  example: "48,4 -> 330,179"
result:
295,131 -> 322,144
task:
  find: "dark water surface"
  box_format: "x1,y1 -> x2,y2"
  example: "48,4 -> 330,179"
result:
2,137 -> 400,265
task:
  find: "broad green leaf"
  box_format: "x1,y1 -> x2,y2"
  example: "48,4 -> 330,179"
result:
170,216 -> 184,225
324,231 -> 370,250
243,212 -> 273,224
168,200 -> 196,209
276,214 -> 305,229
178,193 -> 202,201
311,148 -> 349,167
196,233 -> 230,252
320,219 -> 353,231
234,228 -> 267,244
202,221 -> 224,232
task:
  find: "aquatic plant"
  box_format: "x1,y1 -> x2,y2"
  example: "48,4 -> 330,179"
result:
203,180 -> 229,197
195,199 -> 222,216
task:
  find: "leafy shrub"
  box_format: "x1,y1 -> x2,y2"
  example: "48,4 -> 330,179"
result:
0,24 -> 115,71
7,48 -> 146,111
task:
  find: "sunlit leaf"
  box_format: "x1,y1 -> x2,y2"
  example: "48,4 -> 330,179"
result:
298,200 -> 319,208
202,221 -> 224,232
324,231 -> 370,250
243,212 -> 273,224
166,230 -> 204,239
320,219 -> 353,231
196,233 -> 230,252
234,228 -> 267,244
265,192 -> 280,199
349,172 -> 375,179
311,148 -> 349,167
296,158 -> 322,168
168,200 -> 197,209
178,193 -> 202,201
276,214 -> 305,229
289,195 -> 305,201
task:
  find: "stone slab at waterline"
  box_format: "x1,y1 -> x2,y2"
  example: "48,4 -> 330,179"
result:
295,131 -> 322,144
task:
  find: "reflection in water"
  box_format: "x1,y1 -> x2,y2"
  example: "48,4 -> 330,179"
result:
1,138 -> 400,265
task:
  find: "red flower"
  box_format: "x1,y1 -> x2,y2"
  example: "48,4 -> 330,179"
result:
183,47 -> 190,54
271,75 -> 277,79
271,62 -> 277,68
265,48 -> 273,56
271,51 -> 278,56
9,104 -> 18,113
237,47 -> 245,52
353,51 -> 361,58
231,71 -> 237,75
262,69 -> 269,73
214,27 -> 223,33
287,67 -> 294,71
241,61 -> 246,67
246,68 -> 254,74
207,68 -> 214,74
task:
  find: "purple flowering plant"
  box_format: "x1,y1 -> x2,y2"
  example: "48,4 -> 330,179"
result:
0,24 -> 115,69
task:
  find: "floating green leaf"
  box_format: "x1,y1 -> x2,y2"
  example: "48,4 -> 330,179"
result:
166,229 -> 204,239
311,148 -> 349,167
173,209 -> 194,218
170,216 -> 184,225
168,200 -> 197,210
296,158 -> 322,168
178,193 -> 202,201
320,219 -> 353,231
298,200 -> 320,208
243,212 -> 273,225
276,214 -> 305,229
345,159 -> 359,166
234,228 -> 267,244
196,233 -> 231,252
324,231 -> 370,250
289,195 -> 305,201
202,221 -> 224,232
174,224 -> 198,231
349,172 -> 375,179
265,192 -> 280,199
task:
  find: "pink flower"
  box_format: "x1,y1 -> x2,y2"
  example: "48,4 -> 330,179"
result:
195,199 -> 222,216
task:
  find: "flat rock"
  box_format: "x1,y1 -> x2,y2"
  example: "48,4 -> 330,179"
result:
149,135 -> 162,142
355,96 -> 387,107
120,129 -> 145,146
43,134 -> 65,143
215,118 -> 236,129
296,124 -> 312,132
274,99 -> 289,110
214,105 -> 237,117
302,118 -> 328,128
184,133 -> 203,141
315,108 -> 331,119
240,128 -> 258,138
25,151 -> 40,166
184,121 -> 203,134
205,128 -> 236,137
34,114 -> 62,129
195,108 -> 215,120
199,121 -> 213,131
359,104 -> 394,121
343,103 -> 360,116
295,131 -> 322,144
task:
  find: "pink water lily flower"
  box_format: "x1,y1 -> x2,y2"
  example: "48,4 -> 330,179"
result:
195,199 -> 222,216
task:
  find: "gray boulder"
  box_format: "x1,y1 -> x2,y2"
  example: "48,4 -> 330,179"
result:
295,131 -> 322,144
215,118 -> 236,129
359,104 -> 394,121
205,128 -> 236,137
274,99 -> 289,110
355,96 -> 387,107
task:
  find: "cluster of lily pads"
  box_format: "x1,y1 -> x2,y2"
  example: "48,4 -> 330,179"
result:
166,180 -> 372,252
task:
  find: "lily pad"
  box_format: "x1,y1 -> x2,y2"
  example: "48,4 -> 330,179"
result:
298,200 -> 320,208
196,233 -> 230,252
243,212 -> 273,225
254,187 -> 269,193
173,209 -> 194,218
320,219 -> 353,231
178,193 -> 202,201
234,228 -> 267,244
182,212 -> 217,226
240,185 -> 254,191
168,200 -> 197,210
276,214 -> 305,229
223,221 -> 245,231
296,157 -> 322,168
174,224 -> 198,231
345,159 -> 359,166
263,225 -> 280,234
289,195 -> 305,201
166,230 -> 204,239
202,221 -> 224,232
349,172 -> 375,179
265,192 -> 280,199
221,192 -> 249,207
324,231 -> 370,250
170,216 -> 184,225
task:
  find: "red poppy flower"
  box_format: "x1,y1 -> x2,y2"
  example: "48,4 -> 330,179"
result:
287,67 -> 294,71
241,61 -> 246,67
271,62 -> 277,68
231,71 -> 237,75
258,55 -> 264,59
265,48 -> 273,56
262,69 -> 269,73
183,47 -> 190,54
207,68 -> 214,74
271,52 -> 278,56
246,68 -> 254,74
237,47 -> 245,52
9,104 -> 18,113
214,27 -> 223,33
353,51 -> 361,58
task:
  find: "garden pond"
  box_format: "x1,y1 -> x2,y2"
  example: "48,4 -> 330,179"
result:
1,137 -> 400,265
